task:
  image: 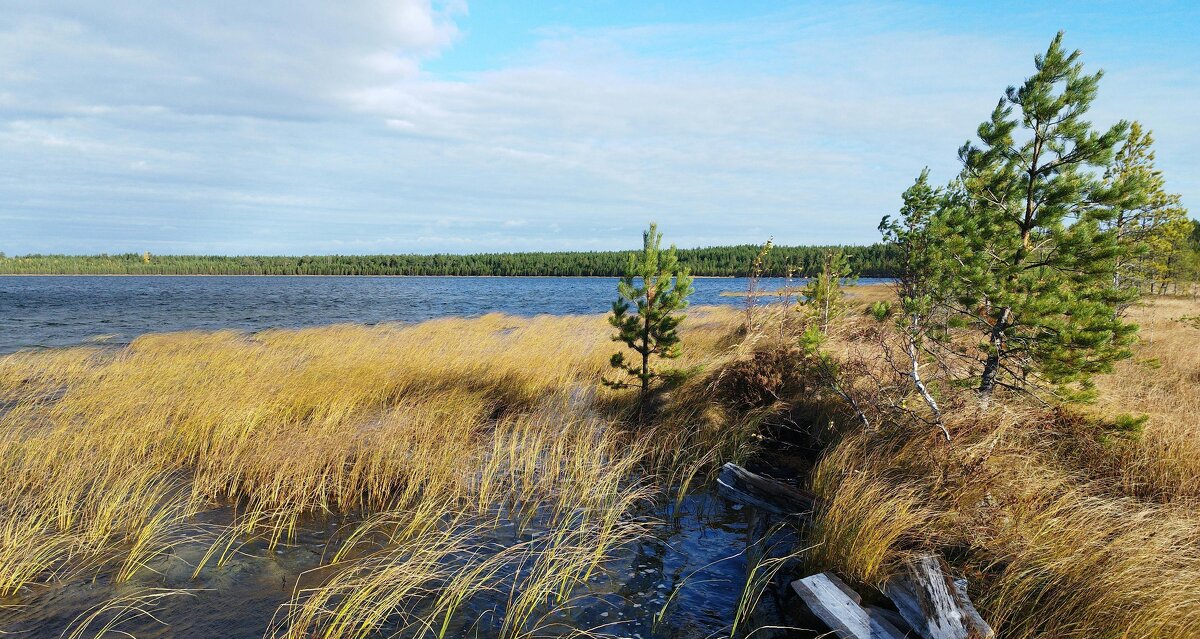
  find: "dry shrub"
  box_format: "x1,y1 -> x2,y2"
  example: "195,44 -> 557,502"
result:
715,347 -> 808,411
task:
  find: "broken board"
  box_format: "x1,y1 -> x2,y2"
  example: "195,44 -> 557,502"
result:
792,572 -> 908,639
882,555 -> 995,639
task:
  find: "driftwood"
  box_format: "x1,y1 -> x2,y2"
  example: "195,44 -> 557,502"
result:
789,559 -> 993,639
864,605 -> 916,636
716,462 -> 818,517
951,578 -> 992,639
792,572 -> 907,639
882,555 -> 995,639
719,463 -> 992,637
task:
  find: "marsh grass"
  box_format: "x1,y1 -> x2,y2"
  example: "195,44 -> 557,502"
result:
6,285 -> 1197,638
0,307 -> 758,637
61,587 -> 195,639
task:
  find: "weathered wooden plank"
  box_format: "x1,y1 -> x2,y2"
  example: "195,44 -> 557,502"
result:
882,555 -> 994,639
951,578 -> 993,639
792,573 -> 907,639
822,571 -> 863,604
716,462 -> 818,517
864,605 -> 916,637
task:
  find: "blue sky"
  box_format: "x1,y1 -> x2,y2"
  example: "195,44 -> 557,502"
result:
1,1 -> 1196,255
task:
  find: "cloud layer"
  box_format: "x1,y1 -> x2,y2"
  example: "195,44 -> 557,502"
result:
1,2 -> 1195,254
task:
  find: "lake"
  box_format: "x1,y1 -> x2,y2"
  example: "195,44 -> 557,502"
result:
0,276 -> 889,354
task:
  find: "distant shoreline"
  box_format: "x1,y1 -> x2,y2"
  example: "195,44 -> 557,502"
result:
0,273 -> 763,279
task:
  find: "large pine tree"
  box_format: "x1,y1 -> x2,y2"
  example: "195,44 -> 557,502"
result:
941,32 -> 1140,401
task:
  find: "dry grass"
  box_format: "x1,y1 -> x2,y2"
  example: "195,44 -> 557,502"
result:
1086,296 -> 1200,501
789,287 -> 1200,639
0,307 -> 752,636
806,435 -> 944,583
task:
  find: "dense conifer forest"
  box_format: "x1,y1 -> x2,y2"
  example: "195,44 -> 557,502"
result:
0,244 -> 899,277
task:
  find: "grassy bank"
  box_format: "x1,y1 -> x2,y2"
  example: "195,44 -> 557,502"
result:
790,286 -> 1200,639
1,287 -> 1198,637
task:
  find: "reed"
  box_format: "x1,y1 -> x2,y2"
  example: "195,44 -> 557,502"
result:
0,307 -> 742,636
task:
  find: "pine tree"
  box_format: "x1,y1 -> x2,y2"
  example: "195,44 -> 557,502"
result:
801,249 -> 855,333
604,223 -> 695,405
942,32 -> 1140,402
1103,121 -> 1191,293
880,169 -> 948,432
1165,219 -> 1200,296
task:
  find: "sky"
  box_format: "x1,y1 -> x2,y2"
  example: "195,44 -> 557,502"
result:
1,1 -> 1196,255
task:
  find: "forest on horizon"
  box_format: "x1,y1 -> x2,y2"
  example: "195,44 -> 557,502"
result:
0,243 -> 900,277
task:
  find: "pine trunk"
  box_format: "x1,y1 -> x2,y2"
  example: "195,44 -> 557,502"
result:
978,307 -> 1010,404
640,287 -> 653,405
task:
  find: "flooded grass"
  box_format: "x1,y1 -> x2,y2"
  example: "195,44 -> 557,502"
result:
0,307 -> 809,638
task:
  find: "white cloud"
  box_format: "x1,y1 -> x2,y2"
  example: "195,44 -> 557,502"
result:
0,2 -> 462,119
0,2 -> 1195,255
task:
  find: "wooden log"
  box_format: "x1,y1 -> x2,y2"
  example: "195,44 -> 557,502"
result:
882,555 -> 994,639
792,573 -> 907,639
716,462 -> 818,517
951,579 -> 993,639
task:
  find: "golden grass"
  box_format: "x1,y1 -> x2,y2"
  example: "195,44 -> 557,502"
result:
1087,296 -> 1200,501
791,288 -> 1200,639
806,435 -> 944,583
0,307 -> 752,636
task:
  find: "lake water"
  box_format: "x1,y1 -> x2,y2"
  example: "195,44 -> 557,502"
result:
0,276 -> 889,354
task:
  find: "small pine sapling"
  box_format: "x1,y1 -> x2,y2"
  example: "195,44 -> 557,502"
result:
604,223 -> 695,408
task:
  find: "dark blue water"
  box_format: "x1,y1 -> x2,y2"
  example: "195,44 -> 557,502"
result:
0,276 -> 890,353
0,490 -> 797,639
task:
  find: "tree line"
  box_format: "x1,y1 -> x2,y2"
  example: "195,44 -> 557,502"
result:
0,244 -> 899,277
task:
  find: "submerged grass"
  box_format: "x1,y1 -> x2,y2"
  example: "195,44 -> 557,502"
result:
0,308 -> 754,637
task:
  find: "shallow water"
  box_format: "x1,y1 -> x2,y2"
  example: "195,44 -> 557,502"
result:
0,276 -> 890,353
0,490 -> 802,638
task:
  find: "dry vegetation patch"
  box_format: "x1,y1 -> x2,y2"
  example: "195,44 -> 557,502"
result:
3,291 -> 1199,638
789,286 -> 1200,639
